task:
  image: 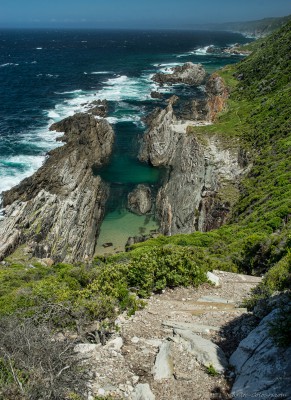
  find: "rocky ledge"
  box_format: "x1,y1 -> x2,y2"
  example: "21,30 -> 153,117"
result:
140,74 -> 248,235
152,62 -> 207,86
0,113 -> 114,263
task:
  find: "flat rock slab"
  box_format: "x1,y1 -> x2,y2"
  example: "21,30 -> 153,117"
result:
197,296 -> 235,304
152,341 -> 174,380
162,320 -> 219,333
174,329 -> 228,373
132,383 -> 155,400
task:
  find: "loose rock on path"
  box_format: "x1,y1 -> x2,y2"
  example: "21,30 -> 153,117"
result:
77,270 -> 261,400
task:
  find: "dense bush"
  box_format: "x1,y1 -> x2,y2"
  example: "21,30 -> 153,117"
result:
0,317 -> 87,400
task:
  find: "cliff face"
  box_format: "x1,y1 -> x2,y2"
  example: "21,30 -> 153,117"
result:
140,75 -> 247,236
205,73 -> 229,121
0,113 -> 114,262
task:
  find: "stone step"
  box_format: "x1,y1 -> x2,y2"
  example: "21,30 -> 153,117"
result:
197,296 -> 235,304
162,320 -> 220,333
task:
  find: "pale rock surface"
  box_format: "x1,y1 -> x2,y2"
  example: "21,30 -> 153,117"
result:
230,309 -> 291,399
152,341 -> 174,380
132,384 -> 155,400
162,320 -> 219,333
207,271 -> 220,287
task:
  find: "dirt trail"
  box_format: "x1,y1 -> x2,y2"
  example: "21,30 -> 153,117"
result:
79,270 -> 261,400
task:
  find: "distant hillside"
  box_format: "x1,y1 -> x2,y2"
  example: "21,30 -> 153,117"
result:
197,15 -> 291,37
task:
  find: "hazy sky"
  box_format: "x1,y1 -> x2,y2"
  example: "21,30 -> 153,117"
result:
0,0 -> 290,29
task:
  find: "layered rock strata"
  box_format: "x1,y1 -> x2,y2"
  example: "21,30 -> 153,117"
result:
0,113 -> 114,262
152,62 -> 207,86
140,76 -> 247,235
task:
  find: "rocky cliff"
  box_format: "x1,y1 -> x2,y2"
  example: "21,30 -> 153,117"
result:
0,113 -> 114,263
140,74 -> 246,235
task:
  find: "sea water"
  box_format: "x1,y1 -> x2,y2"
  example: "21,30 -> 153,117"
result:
0,29 -> 250,251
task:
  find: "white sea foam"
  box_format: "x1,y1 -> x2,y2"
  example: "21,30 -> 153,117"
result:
0,155 -> 45,194
47,110 -> 61,119
0,63 -> 19,67
177,45 -> 214,58
36,47 -> 43,50
91,71 -> 112,75
56,89 -> 83,95
153,62 -> 183,68
0,72 -> 155,196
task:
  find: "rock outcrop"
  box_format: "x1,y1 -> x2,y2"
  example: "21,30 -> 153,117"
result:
0,113 -> 114,262
87,99 -> 108,118
138,73 -> 247,235
205,73 -> 229,121
127,185 -> 152,215
152,62 -> 207,86
150,91 -> 163,100
230,309 -> 291,399
139,88 -> 247,235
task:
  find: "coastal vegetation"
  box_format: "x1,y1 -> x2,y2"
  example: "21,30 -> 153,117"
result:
0,21 -> 290,399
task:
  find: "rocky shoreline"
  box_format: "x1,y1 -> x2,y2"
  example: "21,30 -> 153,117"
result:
0,62 -> 251,261
0,113 -> 114,263
139,71 -> 249,236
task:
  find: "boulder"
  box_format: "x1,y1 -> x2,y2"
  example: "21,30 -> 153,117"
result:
88,99 -> 108,117
128,185 -> 152,215
207,271 -> 220,287
151,91 -> 163,99
152,340 -> 174,380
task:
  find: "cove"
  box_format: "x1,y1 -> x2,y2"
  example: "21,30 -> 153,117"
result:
95,117 -> 163,254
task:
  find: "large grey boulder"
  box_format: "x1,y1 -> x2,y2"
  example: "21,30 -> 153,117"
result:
230,309 -> 291,399
128,185 -> 152,215
152,340 -> 174,380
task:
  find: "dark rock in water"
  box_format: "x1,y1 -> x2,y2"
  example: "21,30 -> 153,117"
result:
127,184 -> 152,215
88,99 -> 108,118
152,62 -> 207,86
0,113 -> 115,263
151,91 -> 163,99
102,242 -> 113,248
126,232 -> 159,250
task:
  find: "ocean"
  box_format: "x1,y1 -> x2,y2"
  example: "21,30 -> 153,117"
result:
0,29 -> 249,250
